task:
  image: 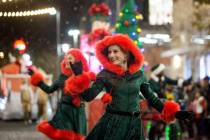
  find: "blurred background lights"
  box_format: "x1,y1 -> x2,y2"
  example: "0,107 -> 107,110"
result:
0,7 -> 57,17
172,55 -> 182,69
0,52 -> 4,59
22,53 -> 30,61
61,43 -> 71,53
22,53 -> 32,66
68,29 -> 80,36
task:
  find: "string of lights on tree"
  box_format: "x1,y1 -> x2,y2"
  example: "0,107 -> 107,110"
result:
0,7 -> 56,17
115,0 -> 143,49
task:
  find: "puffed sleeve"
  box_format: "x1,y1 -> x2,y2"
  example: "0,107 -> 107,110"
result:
140,81 -> 180,124
81,71 -> 106,102
38,74 -> 65,94
140,81 -> 164,112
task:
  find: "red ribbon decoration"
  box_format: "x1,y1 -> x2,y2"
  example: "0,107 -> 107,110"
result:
88,3 -> 111,16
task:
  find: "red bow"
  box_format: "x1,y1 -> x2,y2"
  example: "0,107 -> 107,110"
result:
88,3 -> 110,16
88,28 -> 111,45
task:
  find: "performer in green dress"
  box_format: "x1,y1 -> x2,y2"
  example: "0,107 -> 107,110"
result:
29,48 -> 94,140
65,34 -> 194,140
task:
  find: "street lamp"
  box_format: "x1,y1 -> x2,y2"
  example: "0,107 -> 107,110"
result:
48,9 -> 61,59
50,9 -> 62,103
61,43 -> 71,54
68,29 -> 80,48
56,10 -> 61,58
49,8 -> 61,77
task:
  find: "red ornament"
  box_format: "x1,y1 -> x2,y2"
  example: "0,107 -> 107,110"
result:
124,20 -> 129,27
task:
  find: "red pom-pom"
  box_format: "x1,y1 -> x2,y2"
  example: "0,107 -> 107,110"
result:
101,93 -> 112,103
161,101 -> 180,124
64,74 -> 90,95
30,72 -> 44,86
87,71 -> 96,81
72,96 -> 81,107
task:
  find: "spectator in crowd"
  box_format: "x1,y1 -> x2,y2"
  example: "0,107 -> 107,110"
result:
199,76 -> 210,116
190,89 -> 207,140
20,79 -> 33,124
36,87 -> 48,122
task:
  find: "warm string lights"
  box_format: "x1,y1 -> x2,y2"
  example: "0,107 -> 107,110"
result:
0,7 -> 56,17
0,0 -> 14,3
0,0 -> 12,3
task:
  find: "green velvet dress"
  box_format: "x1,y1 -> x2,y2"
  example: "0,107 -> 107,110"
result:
37,74 -> 86,140
82,70 -> 164,140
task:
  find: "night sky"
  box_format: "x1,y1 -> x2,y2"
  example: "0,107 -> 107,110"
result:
0,0 -> 148,76
0,0 -> 94,74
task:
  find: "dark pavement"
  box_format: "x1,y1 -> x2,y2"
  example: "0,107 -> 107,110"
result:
0,120 -> 50,140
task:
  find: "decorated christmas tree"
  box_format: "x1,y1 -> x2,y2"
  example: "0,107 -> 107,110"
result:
115,0 -> 143,48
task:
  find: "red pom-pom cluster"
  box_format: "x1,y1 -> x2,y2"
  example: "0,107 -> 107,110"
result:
30,72 -> 44,86
64,74 -> 90,96
161,101 -> 180,124
101,92 -> 112,104
64,72 -> 96,107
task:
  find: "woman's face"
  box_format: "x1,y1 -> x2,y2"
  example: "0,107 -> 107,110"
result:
108,45 -> 127,66
65,54 -> 75,69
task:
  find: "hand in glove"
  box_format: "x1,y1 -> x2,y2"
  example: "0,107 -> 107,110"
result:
27,67 -> 44,86
70,61 -> 83,76
175,110 -> 195,125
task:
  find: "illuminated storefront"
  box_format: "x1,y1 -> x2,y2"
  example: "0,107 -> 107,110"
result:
149,0 -> 173,25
